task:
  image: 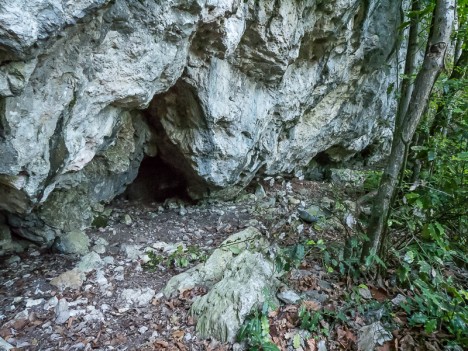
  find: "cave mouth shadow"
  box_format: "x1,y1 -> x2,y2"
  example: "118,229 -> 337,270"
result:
119,155 -> 192,204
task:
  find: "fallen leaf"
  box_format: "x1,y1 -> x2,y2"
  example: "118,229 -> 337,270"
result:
302,300 -> 321,311
172,330 -> 185,341
370,286 -> 388,302
154,339 -> 169,348
306,338 -> 316,351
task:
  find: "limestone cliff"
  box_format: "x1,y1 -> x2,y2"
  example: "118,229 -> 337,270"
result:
0,0 -> 402,243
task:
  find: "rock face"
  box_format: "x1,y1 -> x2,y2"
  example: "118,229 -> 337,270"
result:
0,0 -> 402,243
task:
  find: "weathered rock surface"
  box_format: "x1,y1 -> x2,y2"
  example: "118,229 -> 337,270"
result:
0,0 -> 402,243
164,227 -> 279,342
163,227 -> 270,297
51,230 -> 90,255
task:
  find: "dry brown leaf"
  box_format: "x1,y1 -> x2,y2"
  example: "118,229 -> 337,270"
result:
302,300 -> 321,311
370,286 -> 389,302
376,341 -> 393,351
399,334 -> 416,351
154,339 -> 169,348
175,341 -> 188,350
306,338 -> 317,351
186,316 -> 196,326
172,329 -> 185,341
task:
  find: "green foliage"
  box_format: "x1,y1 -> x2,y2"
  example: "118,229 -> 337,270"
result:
396,244 -> 468,346
237,301 -> 280,351
144,245 -> 207,270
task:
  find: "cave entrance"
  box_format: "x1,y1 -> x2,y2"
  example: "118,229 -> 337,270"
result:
120,155 -> 190,204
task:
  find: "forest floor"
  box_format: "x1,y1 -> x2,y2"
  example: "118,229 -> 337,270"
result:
0,177 -> 461,351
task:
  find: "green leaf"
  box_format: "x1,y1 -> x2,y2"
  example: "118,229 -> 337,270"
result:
418,260 -> 432,275
404,250 -> 415,263
262,343 -> 280,351
410,312 -> 428,325
293,334 -> 301,349
425,319 -> 438,333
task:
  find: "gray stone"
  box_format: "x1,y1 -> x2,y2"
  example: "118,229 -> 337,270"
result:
358,322 -> 393,351
303,290 -> 329,303
164,227 -> 269,297
358,287 -> 373,300
55,299 -> 70,324
391,294 -> 406,306
5,255 -> 21,265
318,340 -> 327,351
330,169 -> 367,188
52,230 -> 90,255
255,185 -> 267,200
76,252 -> 103,272
277,290 -> 302,304
120,288 -> 155,307
122,214 -> 132,226
122,244 -> 141,260
91,244 -> 106,254
43,296 -> 59,310
50,269 -> 86,290
0,337 -> 13,351
165,227 -> 279,343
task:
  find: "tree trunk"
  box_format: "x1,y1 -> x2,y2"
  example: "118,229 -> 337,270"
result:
361,0 -> 456,262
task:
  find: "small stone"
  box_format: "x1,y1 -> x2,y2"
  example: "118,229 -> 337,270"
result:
138,326 -> 148,334
298,205 -> 325,223
277,290 -> 301,304
303,290 -> 329,303
44,296 -> 59,310
52,231 -> 90,255
5,255 -> 21,265
0,337 -> 14,350
184,333 -> 192,341
95,270 -> 108,289
358,287 -> 372,300
55,299 -> 70,324
103,256 -> 114,265
318,340 -> 327,351
179,207 -> 187,216
122,244 -> 141,260
92,244 -> 106,254
358,322 -> 392,351
318,280 -> 332,290
95,238 -> 109,246
13,309 -> 29,320
255,184 -> 266,199
122,214 -> 132,225
288,196 -> 301,205
50,269 -> 86,290
120,288 -> 155,307
391,294 -> 406,306
76,252 -> 103,272
25,298 -> 44,308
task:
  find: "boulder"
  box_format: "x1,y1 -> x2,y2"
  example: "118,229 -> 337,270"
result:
164,227 -> 280,343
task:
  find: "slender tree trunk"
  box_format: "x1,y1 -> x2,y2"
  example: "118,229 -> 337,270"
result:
396,0 -> 421,131
361,0 -> 456,262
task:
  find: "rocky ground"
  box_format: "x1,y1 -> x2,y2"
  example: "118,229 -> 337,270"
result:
1,177 -> 340,351
1,175 -> 457,351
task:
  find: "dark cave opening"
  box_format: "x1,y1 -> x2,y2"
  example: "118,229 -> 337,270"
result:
119,155 -> 191,204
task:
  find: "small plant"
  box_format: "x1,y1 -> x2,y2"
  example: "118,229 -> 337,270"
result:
144,245 -> 207,271
237,301 -> 279,351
